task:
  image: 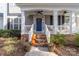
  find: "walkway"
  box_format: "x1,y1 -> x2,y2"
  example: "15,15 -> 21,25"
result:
25,46 -> 58,56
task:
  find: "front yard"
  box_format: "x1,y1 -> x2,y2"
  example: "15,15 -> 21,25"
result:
0,37 -> 31,56
1,30 -> 79,56
0,30 -> 31,56
53,45 -> 79,56
48,33 -> 79,56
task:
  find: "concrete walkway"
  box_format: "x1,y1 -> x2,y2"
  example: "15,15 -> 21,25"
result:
25,46 -> 58,56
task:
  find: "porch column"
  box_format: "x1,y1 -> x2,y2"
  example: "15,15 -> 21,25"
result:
70,11 -> 76,34
53,10 -> 58,34
3,9 -> 7,30
21,11 -> 29,42
21,11 -> 25,34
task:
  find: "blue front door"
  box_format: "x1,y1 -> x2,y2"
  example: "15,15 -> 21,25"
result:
36,18 -> 42,31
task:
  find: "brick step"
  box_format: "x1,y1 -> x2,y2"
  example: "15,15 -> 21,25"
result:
33,42 -> 48,46
35,39 -> 47,43
32,34 -> 47,46
36,34 -> 47,39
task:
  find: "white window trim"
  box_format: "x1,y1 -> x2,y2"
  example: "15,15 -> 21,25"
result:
7,17 -> 21,30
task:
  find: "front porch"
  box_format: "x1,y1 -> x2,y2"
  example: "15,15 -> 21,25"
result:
22,10 -> 73,34
16,3 -> 79,44
21,10 -> 76,43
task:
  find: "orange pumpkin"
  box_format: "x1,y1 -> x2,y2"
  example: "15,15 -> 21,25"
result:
32,34 -> 36,46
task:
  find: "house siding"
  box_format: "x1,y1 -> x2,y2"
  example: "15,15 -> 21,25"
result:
45,15 -> 50,25
0,17 -> 3,29
25,14 -> 33,25
76,16 -> 79,32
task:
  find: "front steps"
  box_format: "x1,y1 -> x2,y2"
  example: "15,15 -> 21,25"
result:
32,34 -> 48,46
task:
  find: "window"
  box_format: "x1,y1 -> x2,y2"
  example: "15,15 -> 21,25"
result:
19,24 -> 21,30
50,15 -> 53,25
7,18 -> 10,29
58,15 -> 61,25
14,24 -> 18,29
58,15 -> 69,25
58,10 -> 70,26
65,16 -> 70,23
58,15 -> 65,25
10,24 -> 13,29
7,17 -> 21,30
14,18 -> 18,23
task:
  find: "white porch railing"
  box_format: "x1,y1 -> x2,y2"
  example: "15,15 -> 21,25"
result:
47,25 -> 70,34
24,25 -> 31,34
47,25 -> 55,34
24,24 -> 34,42
57,25 -> 70,34
28,24 -> 33,42
24,24 -> 70,42
45,24 -> 50,43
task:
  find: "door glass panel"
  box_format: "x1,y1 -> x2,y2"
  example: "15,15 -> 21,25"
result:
14,24 -> 18,30
14,18 -> 18,23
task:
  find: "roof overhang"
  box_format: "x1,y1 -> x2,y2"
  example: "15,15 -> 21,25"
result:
16,3 -> 79,11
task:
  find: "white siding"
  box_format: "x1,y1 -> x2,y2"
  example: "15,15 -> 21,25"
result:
0,3 -> 7,29
45,15 -> 50,25
76,15 -> 79,32
9,3 -> 21,13
0,3 -> 7,13
0,17 -> 3,29
25,12 -> 33,25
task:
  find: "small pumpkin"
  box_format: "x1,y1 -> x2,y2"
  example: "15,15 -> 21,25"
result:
32,34 -> 36,46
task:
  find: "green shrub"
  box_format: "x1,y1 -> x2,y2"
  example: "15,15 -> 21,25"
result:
50,34 -> 65,45
75,33 -> 79,47
0,30 -> 11,38
0,30 -> 21,38
10,30 -> 21,37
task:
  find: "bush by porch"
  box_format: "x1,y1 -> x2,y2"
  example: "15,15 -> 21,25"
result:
48,33 -> 79,56
0,30 -> 31,56
0,30 -> 21,38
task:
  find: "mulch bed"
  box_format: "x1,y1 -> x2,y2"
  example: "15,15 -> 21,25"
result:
54,45 -> 79,56
0,37 -> 28,56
